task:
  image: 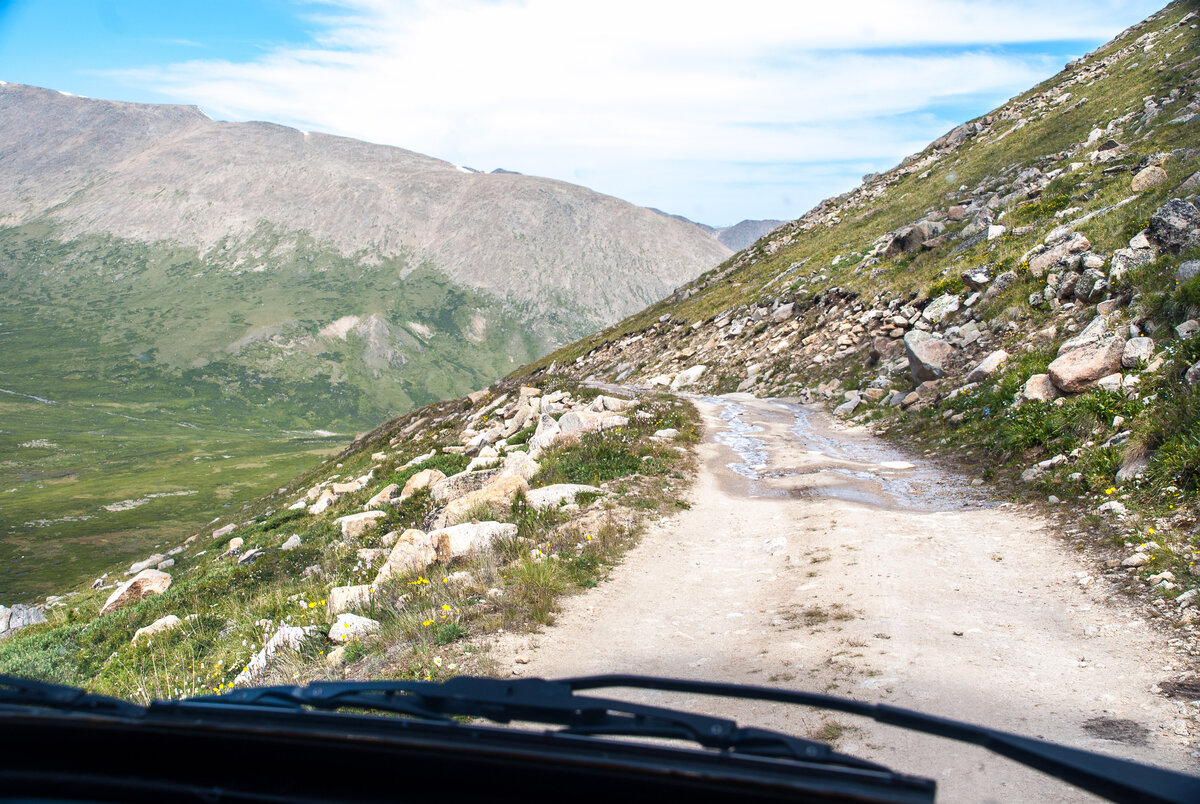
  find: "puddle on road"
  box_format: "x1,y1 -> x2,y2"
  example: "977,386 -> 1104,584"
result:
709,399 -> 770,480
706,397 -> 994,512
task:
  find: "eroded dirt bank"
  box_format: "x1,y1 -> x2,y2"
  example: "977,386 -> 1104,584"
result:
486,393 -> 1198,801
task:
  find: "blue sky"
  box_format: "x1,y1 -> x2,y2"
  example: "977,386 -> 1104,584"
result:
0,1 -> 1167,226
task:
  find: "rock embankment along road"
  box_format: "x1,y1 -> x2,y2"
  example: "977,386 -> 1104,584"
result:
488,393 -> 1197,801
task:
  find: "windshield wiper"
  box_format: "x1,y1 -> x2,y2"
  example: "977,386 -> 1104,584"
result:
6,672 -> 1198,804
179,676 -> 888,773
0,675 -> 143,717
563,675 -> 1200,804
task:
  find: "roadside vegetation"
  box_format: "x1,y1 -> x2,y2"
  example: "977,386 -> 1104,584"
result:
0,378 -> 699,700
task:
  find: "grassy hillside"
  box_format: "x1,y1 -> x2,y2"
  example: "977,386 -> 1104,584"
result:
0,223 -> 550,598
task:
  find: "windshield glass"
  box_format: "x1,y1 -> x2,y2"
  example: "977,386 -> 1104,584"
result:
1,2 -> 1198,800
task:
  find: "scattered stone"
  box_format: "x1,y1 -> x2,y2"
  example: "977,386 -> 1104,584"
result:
921,294 -> 961,323
1131,165 -> 1168,191
1186,361 -> 1200,386
653,428 -> 679,439
525,484 -> 602,510
334,510 -> 387,539
237,548 -> 265,565
100,569 -> 172,616
281,534 -> 302,551
212,524 -> 236,539
366,483 -> 400,509
1121,553 -> 1149,567
833,396 -> 861,418
1097,501 -> 1128,516
1122,337 -> 1155,368
670,364 -> 707,390
1178,261 -> 1200,284
1029,233 -> 1090,276
1018,374 -> 1061,404
129,554 -> 167,574
228,537 -> 244,552
961,267 -> 991,290
132,614 -> 181,644
233,625 -> 319,685
1116,452 -> 1150,482
1048,337 -> 1125,393
156,559 -> 174,571
965,350 -> 1008,384
903,330 -> 953,383
1177,319 -> 1199,339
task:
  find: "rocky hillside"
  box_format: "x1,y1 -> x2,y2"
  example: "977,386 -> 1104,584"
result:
517,3 -> 1200,619
0,378 -> 699,698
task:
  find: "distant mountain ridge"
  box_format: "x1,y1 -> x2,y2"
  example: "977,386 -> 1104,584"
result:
0,83 -> 729,331
648,208 -> 786,252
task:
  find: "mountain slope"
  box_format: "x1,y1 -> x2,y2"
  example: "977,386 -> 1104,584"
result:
0,83 -> 729,329
0,83 -> 728,598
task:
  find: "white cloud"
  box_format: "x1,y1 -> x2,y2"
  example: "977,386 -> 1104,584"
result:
108,0 -> 1161,224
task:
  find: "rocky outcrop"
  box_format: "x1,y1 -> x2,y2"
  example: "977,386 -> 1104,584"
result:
525,484 -> 602,510
100,569 -> 172,616
132,614 -> 181,643
432,522 -> 518,563
374,529 -> 438,583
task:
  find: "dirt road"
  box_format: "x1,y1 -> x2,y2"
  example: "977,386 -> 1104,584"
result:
487,394 -> 1197,801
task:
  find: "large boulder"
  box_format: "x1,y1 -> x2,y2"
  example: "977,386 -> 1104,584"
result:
431,469 -> 502,503
400,468 -> 446,500
965,350 -> 1008,384
1178,261 -> 1200,284
670,364 -> 707,391
1048,337 -> 1125,393
903,330 -> 953,383
328,585 -> 373,619
921,294 -> 961,323
132,614 -> 181,644
374,529 -> 437,583
1147,199 -> 1200,253
1017,374 -> 1061,404
432,521 -> 518,563
525,484 -> 601,510
437,473 -> 528,527
233,625 -> 320,686
334,510 -> 387,539
0,604 -> 47,638
329,614 -> 380,643
100,569 -> 172,616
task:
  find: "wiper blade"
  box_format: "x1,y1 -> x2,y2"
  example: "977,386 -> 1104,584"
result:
564,675 -> 1200,804
181,676 -> 888,772
0,675 -> 142,717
